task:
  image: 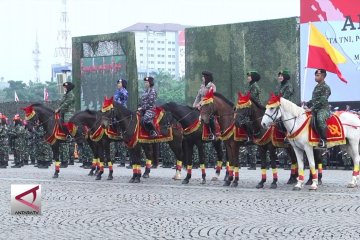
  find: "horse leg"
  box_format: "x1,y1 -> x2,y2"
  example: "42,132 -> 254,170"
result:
223,140 -> 235,186
197,141 -> 206,184
52,144 -> 60,178
168,133 -> 184,181
231,142 -> 240,187
95,145 -> 105,180
286,146 -> 298,184
182,141 -> 193,184
256,146 -> 267,189
292,147 -> 305,190
104,141 -> 113,180
342,141 -> 359,188
87,141 -> 97,176
142,144 -> 153,179
212,140 -> 224,181
269,146 -> 278,189
129,146 -> 141,183
304,147 -> 318,190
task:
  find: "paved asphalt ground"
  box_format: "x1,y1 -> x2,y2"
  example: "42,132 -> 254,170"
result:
0,161 -> 359,240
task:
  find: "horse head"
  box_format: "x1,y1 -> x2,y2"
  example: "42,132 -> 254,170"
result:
199,88 -> 215,124
261,92 -> 282,129
234,91 -> 253,128
22,105 -> 40,124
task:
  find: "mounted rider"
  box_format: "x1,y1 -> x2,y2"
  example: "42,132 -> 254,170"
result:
138,76 -> 158,138
244,70 -> 261,144
304,69 -> 331,148
193,70 -> 217,140
55,81 -> 75,129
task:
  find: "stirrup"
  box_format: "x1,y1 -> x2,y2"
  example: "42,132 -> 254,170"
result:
208,133 -> 215,141
150,130 -> 158,138
318,139 -> 327,148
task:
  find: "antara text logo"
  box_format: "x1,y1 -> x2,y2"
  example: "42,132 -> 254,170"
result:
11,184 -> 41,215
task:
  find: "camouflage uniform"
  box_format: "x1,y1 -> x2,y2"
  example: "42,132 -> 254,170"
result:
307,81 -> 331,140
139,84 -> 158,138
277,79 -> 294,102
58,90 -> 75,122
0,123 -> 9,168
10,124 -> 28,167
246,81 -> 261,105
33,126 -> 53,168
245,73 -> 261,169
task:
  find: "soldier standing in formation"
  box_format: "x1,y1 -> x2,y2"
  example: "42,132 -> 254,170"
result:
10,114 -> 28,168
0,117 -> 9,168
304,69 -> 331,148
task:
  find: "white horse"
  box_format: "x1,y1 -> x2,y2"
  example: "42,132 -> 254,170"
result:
261,95 -> 360,190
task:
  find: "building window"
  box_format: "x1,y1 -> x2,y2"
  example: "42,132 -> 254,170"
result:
140,54 -> 143,56
140,40 -> 143,43
140,47 -> 143,50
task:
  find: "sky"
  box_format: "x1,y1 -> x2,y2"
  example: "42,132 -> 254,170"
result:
0,0 -> 300,84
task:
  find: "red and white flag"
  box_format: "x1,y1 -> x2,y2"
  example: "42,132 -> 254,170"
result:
14,91 -> 19,102
44,87 -> 49,102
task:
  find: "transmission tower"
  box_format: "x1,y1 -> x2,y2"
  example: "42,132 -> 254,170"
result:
55,0 -> 71,64
32,32 -> 41,82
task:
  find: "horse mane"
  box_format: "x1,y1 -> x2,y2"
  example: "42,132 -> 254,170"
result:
213,92 -> 234,107
84,109 -> 98,115
280,97 -> 304,117
161,102 -> 198,125
162,102 -> 195,112
31,102 -> 54,114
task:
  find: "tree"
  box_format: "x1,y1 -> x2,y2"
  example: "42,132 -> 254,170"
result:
138,71 -> 186,105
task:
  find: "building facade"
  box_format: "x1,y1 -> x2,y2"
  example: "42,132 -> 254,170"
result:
120,23 -> 186,79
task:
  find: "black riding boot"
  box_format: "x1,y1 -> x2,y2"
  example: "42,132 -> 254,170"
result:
245,126 -> 254,145
146,122 -> 158,138
207,117 -> 216,141
318,127 -> 327,148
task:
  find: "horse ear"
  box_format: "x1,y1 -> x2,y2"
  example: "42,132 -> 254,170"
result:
109,96 -> 114,101
238,92 -> 242,98
246,91 -> 251,97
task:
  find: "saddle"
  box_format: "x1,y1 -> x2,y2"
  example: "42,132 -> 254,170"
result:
308,113 -> 346,148
138,107 -> 172,142
202,117 -> 221,140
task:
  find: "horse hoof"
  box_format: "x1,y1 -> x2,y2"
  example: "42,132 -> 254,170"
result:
142,173 -> 150,178
52,174 -> 58,179
293,186 -> 301,191
129,178 -> 135,183
256,182 -> 264,189
270,183 -> 277,189
134,178 -> 140,183
305,179 -> 312,185
318,179 -> 322,185
95,175 -> 101,180
88,172 -> 94,176
287,177 -> 297,185
223,181 -> 231,186
309,186 -> 317,191
107,176 -> 113,180
231,181 -> 238,187
211,177 -> 218,181
182,179 -> 189,184
347,183 -> 356,188
201,179 -> 206,184
172,173 -> 181,180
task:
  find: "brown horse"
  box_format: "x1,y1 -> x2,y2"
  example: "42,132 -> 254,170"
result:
199,91 -> 242,187
102,101 -> 184,183
234,92 -> 299,188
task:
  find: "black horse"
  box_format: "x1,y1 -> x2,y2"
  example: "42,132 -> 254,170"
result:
102,101 -> 184,183
22,103 -> 73,178
234,94 -> 298,188
66,110 -> 122,180
161,102 -> 225,184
